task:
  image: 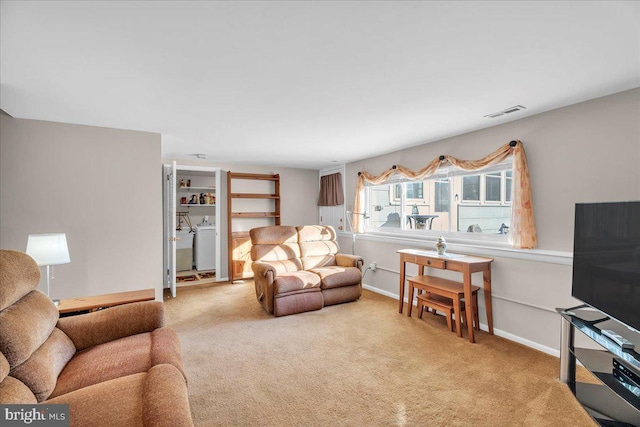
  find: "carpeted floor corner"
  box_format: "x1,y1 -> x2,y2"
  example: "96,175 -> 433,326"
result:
164,281 -> 595,426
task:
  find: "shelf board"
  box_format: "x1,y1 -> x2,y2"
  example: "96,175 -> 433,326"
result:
230,193 -> 279,199
179,187 -> 215,191
575,381 -> 640,425
180,204 -> 216,207
229,173 -> 279,181
231,212 -> 280,218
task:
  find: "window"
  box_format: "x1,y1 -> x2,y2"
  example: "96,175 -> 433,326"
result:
406,182 -> 423,199
434,179 -> 449,213
505,170 -> 512,202
365,163 -> 513,236
485,172 -> 501,202
462,176 -> 480,201
394,182 -> 423,201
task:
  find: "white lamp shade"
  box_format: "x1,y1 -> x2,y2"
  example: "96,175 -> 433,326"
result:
26,233 -> 71,266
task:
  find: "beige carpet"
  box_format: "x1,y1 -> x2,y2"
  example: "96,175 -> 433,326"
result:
164,281 -> 595,427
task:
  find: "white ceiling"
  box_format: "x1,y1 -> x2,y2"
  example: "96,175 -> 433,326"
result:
1,1 -> 639,170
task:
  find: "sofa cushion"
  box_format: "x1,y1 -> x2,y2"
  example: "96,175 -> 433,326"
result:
251,244 -> 302,266
45,364 -> 193,427
310,266 -> 362,289
299,241 -> 339,269
0,353 -> 35,404
10,327 -> 76,402
0,375 -> 38,404
50,327 -> 184,398
0,351 -> 8,381
296,225 -> 336,242
322,284 -> 362,306
298,225 -> 340,269
273,271 -> 322,295
250,225 -> 298,245
0,290 -> 59,369
250,225 -> 302,272
0,250 -> 41,311
274,289 -> 323,317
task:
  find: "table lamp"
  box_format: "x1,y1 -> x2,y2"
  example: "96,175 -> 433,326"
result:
26,233 -> 70,305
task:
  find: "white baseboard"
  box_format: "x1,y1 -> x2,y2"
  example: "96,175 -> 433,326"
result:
362,283 -> 559,358
489,326 -> 559,357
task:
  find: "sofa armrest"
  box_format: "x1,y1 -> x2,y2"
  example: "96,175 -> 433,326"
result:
336,253 -> 364,270
251,261 -> 277,314
252,261 -> 277,280
56,301 -> 164,351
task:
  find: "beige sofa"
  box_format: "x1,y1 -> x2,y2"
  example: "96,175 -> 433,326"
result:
0,250 -> 193,426
251,225 -> 364,316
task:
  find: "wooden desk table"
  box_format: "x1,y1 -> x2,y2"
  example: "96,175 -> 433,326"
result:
57,288 -> 156,314
398,249 -> 494,343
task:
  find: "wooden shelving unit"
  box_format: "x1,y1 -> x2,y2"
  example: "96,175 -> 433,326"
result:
227,172 -> 280,281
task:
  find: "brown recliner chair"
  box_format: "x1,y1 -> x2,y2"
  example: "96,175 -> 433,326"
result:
251,225 -> 364,317
0,249 -> 193,426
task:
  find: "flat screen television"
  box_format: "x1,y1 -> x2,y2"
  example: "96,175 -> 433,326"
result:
572,201 -> 640,332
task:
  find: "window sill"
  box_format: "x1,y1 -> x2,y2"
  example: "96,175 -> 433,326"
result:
337,230 -> 572,265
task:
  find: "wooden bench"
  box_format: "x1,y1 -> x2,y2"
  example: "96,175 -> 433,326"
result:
408,275 -> 480,337
417,293 -> 457,332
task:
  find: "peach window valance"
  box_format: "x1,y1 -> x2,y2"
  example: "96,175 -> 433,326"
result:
353,140 -> 537,249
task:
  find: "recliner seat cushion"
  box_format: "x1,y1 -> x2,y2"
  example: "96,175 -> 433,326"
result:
273,271 -> 322,295
310,266 -> 363,289
50,327 -> 184,398
45,364 -> 193,427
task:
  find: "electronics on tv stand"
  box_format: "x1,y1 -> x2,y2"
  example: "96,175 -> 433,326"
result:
614,359 -> 640,386
613,358 -> 640,399
602,329 -> 636,350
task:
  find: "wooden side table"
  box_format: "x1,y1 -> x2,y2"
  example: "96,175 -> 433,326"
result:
57,288 -> 156,314
398,248 -> 493,343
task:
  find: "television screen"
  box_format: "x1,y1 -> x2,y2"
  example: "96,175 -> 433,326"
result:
572,201 -> 640,332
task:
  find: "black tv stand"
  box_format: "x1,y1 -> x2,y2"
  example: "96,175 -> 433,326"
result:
558,307 -> 640,426
563,303 -> 611,325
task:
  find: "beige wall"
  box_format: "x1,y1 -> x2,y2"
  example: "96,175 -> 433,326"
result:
344,88 -> 640,353
0,115 -> 318,303
162,158 -> 320,228
0,116 -> 164,300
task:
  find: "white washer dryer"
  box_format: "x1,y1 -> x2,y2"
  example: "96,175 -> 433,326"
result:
194,224 -> 216,271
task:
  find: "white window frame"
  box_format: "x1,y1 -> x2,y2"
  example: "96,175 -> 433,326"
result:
484,172 -> 502,204
362,161 -> 513,243
462,175 -> 481,203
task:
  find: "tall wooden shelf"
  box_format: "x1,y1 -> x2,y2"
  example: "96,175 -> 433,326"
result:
227,172 -> 280,281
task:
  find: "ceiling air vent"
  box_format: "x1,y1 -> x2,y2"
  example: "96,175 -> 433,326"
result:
484,105 -> 526,119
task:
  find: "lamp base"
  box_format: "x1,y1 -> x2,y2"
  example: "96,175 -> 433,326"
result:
53,299 -> 60,306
